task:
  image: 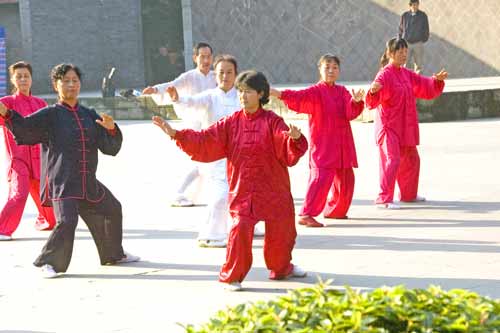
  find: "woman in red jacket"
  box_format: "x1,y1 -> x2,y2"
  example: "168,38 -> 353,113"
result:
366,38 -> 447,209
271,54 -> 365,227
153,70 -> 308,291
0,61 -> 56,240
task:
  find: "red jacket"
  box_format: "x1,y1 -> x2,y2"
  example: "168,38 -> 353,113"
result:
366,64 -> 445,146
281,82 -> 364,169
0,92 -> 46,180
174,108 -> 308,220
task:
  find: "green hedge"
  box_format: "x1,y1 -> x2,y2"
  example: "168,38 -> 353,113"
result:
182,281 -> 500,332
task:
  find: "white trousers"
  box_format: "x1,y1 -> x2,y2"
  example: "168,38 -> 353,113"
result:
197,159 -> 230,241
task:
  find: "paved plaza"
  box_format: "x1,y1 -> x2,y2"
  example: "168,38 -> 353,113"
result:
1,118 -> 499,333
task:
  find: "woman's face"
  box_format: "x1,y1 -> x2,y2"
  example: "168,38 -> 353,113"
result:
216,60 -> 236,92
11,68 -> 32,95
390,47 -> 408,67
54,70 -> 81,102
238,86 -> 262,113
319,60 -> 339,85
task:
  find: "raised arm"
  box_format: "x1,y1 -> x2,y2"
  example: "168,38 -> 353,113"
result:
0,102 -> 50,145
173,89 -> 212,112
271,116 -> 308,167
93,110 -> 122,156
142,72 -> 189,95
152,115 -> 228,163
343,87 -> 365,121
365,70 -> 389,109
409,69 -> 446,100
277,86 -> 321,115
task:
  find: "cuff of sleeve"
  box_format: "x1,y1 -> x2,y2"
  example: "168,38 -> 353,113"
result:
434,78 -> 445,91
107,127 -> 118,136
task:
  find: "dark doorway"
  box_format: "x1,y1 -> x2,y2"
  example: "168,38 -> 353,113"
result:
141,0 -> 185,86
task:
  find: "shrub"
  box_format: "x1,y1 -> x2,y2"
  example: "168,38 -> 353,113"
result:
182,281 -> 500,332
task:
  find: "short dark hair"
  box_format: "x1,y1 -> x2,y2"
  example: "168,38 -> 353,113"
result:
51,63 -> 82,83
235,70 -> 270,106
409,0 -> 419,4
193,42 -> 213,56
8,61 -> 33,93
213,54 -> 238,74
317,54 -> 341,68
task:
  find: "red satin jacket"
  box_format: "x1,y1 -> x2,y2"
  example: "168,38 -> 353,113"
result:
174,108 -> 308,221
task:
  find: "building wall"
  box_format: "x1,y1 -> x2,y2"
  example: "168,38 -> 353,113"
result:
0,3 -> 23,94
190,0 -> 500,84
20,0 -> 145,93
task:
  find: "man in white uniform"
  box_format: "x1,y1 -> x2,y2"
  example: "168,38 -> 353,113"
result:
142,42 -> 216,207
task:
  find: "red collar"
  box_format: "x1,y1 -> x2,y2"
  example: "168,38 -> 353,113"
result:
243,107 -> 264,120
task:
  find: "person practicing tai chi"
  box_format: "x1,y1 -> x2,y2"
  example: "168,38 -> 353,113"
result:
153,70 -> 308,291
0,61 -> 56,240
366,37 -> 447,209
0,63 -> 139,278
165,54 -> 240,248
270,54 -> 365,227
143,42 -> 216,207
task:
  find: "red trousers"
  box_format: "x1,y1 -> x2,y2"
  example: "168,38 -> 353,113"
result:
300,167 -> 355,218
219,214 -> 296,283
0,162 -> 56,236
376,132 -> 420,204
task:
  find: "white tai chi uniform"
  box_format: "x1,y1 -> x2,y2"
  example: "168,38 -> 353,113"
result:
175,87 -> 240,242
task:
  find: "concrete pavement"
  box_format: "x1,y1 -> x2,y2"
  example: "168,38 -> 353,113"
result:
0,118 -> 499,333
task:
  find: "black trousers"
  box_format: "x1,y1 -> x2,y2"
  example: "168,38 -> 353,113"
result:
34,185 -> 125,272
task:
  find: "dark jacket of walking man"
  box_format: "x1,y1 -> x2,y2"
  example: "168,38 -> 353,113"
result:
399,0 -> 429,74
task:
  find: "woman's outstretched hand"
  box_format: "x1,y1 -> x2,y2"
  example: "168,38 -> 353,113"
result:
286,123 -> 302,140
434,69 -> 448,81
152,116 -> 176,137
166,86 -> 179,102
352,88 -> 366,102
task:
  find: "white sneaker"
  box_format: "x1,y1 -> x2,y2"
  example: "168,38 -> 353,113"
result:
223,282 -> 242,291
287,265 -> 307,278
198,239 -> 226,248
414,195 -> 426,202
377,202 -> 400,209
171,197 -> 194,207
0,234 -> 12,241
41,264 -> 59,279
116,251 -> 140,264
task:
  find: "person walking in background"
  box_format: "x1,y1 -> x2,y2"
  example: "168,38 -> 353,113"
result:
270,54 -> 365,227
165,54 -> 240,248
399,0 -> 430,74
366,37 -> 447,209
153,71 -> 308,291
0,61 -> 56,240
142,42 -> 217,207
0,63 -> 139,277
